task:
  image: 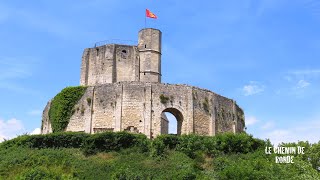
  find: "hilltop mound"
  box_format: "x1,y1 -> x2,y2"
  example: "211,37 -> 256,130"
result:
0,132 -> 319,179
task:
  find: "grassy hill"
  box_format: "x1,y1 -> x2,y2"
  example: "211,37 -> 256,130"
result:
0,132 -> 319,179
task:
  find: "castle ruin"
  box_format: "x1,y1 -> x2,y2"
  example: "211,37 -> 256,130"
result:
41,28 -> 245,138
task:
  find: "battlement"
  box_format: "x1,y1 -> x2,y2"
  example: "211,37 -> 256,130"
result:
94,39 -> 138,47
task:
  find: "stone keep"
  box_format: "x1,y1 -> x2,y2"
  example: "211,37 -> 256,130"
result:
41,28 -> 245,138
80,28 -> 161,85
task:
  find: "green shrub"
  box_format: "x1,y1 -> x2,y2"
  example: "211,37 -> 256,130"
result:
212,132 -> 265,155
308,142 -> 320,171
18,167 -> 62,180
151,133 -> 265,158
1,132 -> 319,179
49,86 -> 87,132
176,134 -> 208,158
81,132 -> 149,155
151,134 -> 180,156
111,168 -> 147,180
213,151 -> 320,180
0,132 -> 90,149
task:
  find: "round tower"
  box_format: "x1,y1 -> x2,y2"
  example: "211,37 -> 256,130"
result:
138,28 -> 162,83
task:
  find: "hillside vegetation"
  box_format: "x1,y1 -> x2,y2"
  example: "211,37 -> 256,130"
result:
0,132 -> 319,179
48,86 -> 87,132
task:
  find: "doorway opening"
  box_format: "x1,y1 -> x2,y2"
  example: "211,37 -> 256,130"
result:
160,108 -> 183,135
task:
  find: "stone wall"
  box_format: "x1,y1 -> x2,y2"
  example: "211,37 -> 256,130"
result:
150,83 -> 193,137
41,82 -> 245,138
192,88 -> 213,136
160,113 -> 169,134
214,94 -> 235,134
80,28 -> 162,86
66,87 -> 95,133
80,44 -> 140,86
41,101 -> 52,134
138,28 -> 162,83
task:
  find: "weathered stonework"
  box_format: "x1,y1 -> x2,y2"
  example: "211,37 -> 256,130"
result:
41,28 -> 245,138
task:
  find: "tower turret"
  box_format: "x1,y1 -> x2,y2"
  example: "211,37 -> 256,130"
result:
138,28 -> 162,83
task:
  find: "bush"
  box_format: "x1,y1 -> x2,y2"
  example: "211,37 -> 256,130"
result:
213,151 -> 320,180
1,132 -> 319,179
281,141 -> 320,172
18,167 -> 62,180
0,132 -> 90,149
176,134 -> 207,158
81,132 -> 149,155
151,133 -> 265,158
1,132 -> 265,160
211,132 -> 265,155
151,134 -> 180,156
49,86 -> 87,132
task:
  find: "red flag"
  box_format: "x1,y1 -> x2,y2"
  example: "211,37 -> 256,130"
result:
146,9 -> 157,19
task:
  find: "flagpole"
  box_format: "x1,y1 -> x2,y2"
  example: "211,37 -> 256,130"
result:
145,9 -> 147,28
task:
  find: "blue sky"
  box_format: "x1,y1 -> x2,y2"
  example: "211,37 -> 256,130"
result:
0,0 -> 319,145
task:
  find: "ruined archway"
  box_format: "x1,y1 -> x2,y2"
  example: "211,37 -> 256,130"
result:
160,108 -> 183,135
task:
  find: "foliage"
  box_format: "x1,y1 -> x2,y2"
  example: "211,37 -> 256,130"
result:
151,134 -> 180,156
159,94 -> 170,104
212,151 -> 320,180
49,86 -> 87,132
211,132 -> 265,154
280,141 -> 320,172
308,142 -> 320,171
0,147 -> 198,179
18,167 -> 65,180
151,132 -> 265,158
0,132 -> 319,179
81,131 -> 149,155
0,132 -> 90,149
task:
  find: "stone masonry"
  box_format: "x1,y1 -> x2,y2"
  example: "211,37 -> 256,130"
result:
41,28 -> 245,138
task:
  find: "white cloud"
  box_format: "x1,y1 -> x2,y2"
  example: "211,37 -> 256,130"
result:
278,69 -> 320,97
0,57 -> 40,95
263,127 -> 320,146
242,81 -> 265,96
261,121 -> 274,130
264,129 -> 292,145
30,128 -> 41,135
286,69 -> 320,82
291,69 -> 320,76
0,118 -> 25,142
28,110 -> 42,116
245,116 -> 259,126
296,79 -> 310,89
0,118 -> 42,143
0,58 -> 33,80
283,75 -> 293,82
257,116 -> 320,146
